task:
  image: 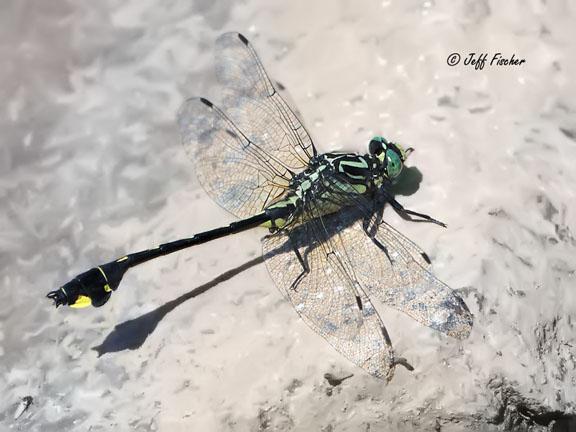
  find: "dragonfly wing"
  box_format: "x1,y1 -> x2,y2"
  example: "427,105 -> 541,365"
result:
317,175 -> 473,339
374,216 -> 433,271
262,207 -> 396,380
361,217 -> 473,339
215,32 -> 317,169
178,97 -> 293,219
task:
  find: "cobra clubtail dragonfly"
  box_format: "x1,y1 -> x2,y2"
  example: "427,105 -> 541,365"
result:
47,32 -> 473,380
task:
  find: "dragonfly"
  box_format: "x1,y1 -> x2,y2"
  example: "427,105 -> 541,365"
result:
47,32 -> 473,380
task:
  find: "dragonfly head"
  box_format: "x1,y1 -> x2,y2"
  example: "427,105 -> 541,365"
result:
368,136 -> 412,181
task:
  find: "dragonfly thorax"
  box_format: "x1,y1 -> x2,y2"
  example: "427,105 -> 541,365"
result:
266,140 -> 410,230
265,153 -> 377,229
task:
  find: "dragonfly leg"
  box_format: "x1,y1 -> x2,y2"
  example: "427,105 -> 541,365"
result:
387,197 -> 447,227
362,216 -> 394,265
287,233 -> 309,290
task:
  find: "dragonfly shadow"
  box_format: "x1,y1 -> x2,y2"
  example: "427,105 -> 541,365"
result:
389,166 -> 423,197
92,255 -> 264,356
91,213 -> 358,358
91,170 -> 423,358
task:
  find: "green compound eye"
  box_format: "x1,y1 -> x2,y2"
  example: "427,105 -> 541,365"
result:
386,150 -> 403,178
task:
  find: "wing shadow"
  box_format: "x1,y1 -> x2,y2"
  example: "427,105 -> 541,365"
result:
92,210 -> 361,357
93,255 -> 264,356
92,168 -> 423,357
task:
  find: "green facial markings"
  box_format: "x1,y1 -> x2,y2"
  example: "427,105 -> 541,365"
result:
385,149 -> 402,179
369,136 -> 407,180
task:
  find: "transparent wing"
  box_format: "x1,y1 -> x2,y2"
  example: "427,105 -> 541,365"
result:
312,174 -> 473,339
370,215 -> 433,271
343,214 -> 472,340
178,97 -> 293,219
215,32 -> 316,169
262,203 -> 396,380
179,32 -> 317,218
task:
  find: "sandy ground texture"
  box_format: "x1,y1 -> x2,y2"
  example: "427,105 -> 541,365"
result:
1,0 -> 576,431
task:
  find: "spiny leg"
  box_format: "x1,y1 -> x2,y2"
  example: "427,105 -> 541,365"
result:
362,216 -> 394,265
387,197 -> 447,227
287,231 -> 309,290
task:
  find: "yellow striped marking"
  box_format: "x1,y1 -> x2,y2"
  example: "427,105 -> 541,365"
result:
98,266 -> 112,292
97,266 -> 108,281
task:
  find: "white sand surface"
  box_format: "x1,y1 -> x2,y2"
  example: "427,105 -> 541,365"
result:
1,1 -> 575,431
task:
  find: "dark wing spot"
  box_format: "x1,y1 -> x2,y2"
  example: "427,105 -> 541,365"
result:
238,33 -> 249,45
421,252 -> 431,264
200,98 -> 213,107
380,325 -> 392,346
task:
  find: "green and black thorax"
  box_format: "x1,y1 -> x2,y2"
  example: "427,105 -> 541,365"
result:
264,137 -> 408,229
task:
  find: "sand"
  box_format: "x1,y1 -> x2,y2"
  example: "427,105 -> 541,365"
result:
1,0 -> 575,431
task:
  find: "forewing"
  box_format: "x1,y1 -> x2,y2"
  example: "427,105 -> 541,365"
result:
316,175 -> 473,339
361,218 -> 473,339
178,97 -> 292,219
215,32 -> 316,169
369,213 -> 433,271
262,211 -> 395,380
